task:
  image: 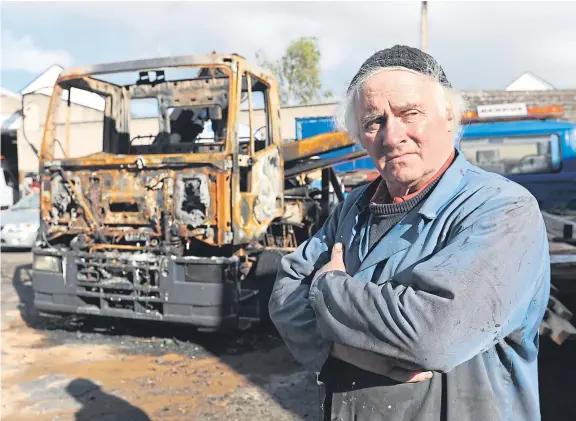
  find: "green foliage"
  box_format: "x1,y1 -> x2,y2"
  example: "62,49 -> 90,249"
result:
256,37 -> 333,106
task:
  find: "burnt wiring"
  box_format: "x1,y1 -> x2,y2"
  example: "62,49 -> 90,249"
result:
49,169 -> 108,244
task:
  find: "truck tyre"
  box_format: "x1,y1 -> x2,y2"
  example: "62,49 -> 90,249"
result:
254,249 -> 287,329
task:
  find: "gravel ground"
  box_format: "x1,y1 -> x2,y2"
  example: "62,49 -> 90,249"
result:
2,250 -> 575,421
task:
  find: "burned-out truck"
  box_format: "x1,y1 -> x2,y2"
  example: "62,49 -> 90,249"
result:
28,54 -> 359,330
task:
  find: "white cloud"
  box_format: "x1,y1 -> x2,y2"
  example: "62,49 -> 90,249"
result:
1,30 -> 72,73
2,2 -> 575,92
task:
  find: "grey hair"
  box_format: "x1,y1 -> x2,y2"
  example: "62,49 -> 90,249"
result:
335,65 -> 467,144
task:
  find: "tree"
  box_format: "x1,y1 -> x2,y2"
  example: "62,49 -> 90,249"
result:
256,37 -> 333,106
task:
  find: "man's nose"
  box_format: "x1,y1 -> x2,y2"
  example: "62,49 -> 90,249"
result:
379,116 -> 407,148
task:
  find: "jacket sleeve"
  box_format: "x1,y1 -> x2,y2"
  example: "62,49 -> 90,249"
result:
268,200 -> 346,372
309,190 -> 550,373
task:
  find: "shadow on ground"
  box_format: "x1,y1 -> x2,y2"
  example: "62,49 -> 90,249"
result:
66,378 -> 151,421
10,262 -> 318,420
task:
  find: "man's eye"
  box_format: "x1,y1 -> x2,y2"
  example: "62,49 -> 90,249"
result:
364,122 -> 380,132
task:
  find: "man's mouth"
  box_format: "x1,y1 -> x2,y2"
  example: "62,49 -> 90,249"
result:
386,153 -> 415,162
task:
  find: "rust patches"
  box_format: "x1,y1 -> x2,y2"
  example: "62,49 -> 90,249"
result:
281,131 -> 356,163
89,244 -> 145,253
36,54 -> 289,251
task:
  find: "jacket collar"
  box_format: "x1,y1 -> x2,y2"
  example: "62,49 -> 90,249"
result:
418,150 -> 469,220
353,149 -> 469,220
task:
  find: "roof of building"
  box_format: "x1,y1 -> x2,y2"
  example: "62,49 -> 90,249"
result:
0,111 -> 22,133
20,64 -> 105,111
21,64 -> 64,96
0,87 -> 22,99
505,72 -> 555,91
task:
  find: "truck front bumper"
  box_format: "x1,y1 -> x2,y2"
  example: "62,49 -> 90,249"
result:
32,250 -> 243,330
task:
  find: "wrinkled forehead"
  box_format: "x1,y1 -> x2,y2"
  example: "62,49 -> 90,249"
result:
357,69 -> 441,111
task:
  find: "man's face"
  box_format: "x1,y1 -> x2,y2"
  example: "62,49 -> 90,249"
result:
354,70 -> 455,190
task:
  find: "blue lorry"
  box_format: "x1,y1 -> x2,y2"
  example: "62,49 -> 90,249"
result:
296,104 -> 576,344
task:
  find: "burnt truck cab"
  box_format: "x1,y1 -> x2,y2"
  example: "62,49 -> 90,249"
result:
30,54 -> 288,330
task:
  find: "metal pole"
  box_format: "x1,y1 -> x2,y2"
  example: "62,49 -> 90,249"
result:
421,1 -> 428,53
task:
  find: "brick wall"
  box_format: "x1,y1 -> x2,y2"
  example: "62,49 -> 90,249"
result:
462,89 -> 576,122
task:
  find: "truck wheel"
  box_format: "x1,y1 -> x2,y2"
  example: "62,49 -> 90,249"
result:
254,249 -> 287,328
21,303 -> 40,327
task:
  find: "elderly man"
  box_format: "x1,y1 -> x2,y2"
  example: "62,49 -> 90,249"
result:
269,45 -> 550,421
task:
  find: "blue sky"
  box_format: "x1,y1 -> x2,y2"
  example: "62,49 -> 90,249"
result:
1,1 -> 575,98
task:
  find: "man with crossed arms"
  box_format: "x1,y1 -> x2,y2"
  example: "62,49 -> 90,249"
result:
269,45 -> 550,421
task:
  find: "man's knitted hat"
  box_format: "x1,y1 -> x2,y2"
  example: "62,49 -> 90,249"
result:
348,45 -> 452,92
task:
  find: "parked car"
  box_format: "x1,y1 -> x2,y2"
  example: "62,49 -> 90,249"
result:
0,192 -> 40,249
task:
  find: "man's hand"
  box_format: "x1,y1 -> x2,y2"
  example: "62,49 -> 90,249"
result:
313,242 -> 346,281
315,243 -> 432,383
332,343 -> 433,383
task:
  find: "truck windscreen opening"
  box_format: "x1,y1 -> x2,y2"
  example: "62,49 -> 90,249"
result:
460,133 -> 562,175
44,66 -> 232,159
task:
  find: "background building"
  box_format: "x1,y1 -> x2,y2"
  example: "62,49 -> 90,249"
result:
2,67 -> 575,192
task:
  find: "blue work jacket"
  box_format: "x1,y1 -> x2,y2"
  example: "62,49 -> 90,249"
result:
269,151 -> 550,421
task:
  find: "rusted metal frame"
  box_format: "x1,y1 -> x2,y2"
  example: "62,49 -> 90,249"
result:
246,71 -> 277,147
239,60 -> 277,97
57,64 -> 235,156
129,77 -> 231,149
65,93 -> 72,156
129,78 -> 230,103
235,71 -> 285,242
216,171 -> 231,245
51,218 -> 90,231
267,76 -> 283,148
284,149 -> 368,178
51,76 -> 124,157
119,86 -> 131,149
173,168 -> 221,246
89,244 -> 145,253
228,59 -> 245,245
58,74 -> 124,91
242,60 -> 283,152
103,95 -> 114,153
45,229 -> 84,242
329,167 -> 345,202
282,131 -> 356,163
110,229 -> 157,245
321,169 -> 331,222
55,169 -> 101,231
60,54 -> 246,78
158,100 -> 171,144
40,83 -> 63,162
162,170 -> 176,246
246,73 -> 255,156
43,156 -> 230,171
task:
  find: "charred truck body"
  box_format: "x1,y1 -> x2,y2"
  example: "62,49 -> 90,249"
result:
30,54 -> 358,330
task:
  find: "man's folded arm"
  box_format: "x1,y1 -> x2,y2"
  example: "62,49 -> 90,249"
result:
309,192 -> 549,373
268,201 -> 346,372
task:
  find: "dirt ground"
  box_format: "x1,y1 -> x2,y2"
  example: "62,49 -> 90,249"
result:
2,251 -> 576,421
1,251 -> 320,421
